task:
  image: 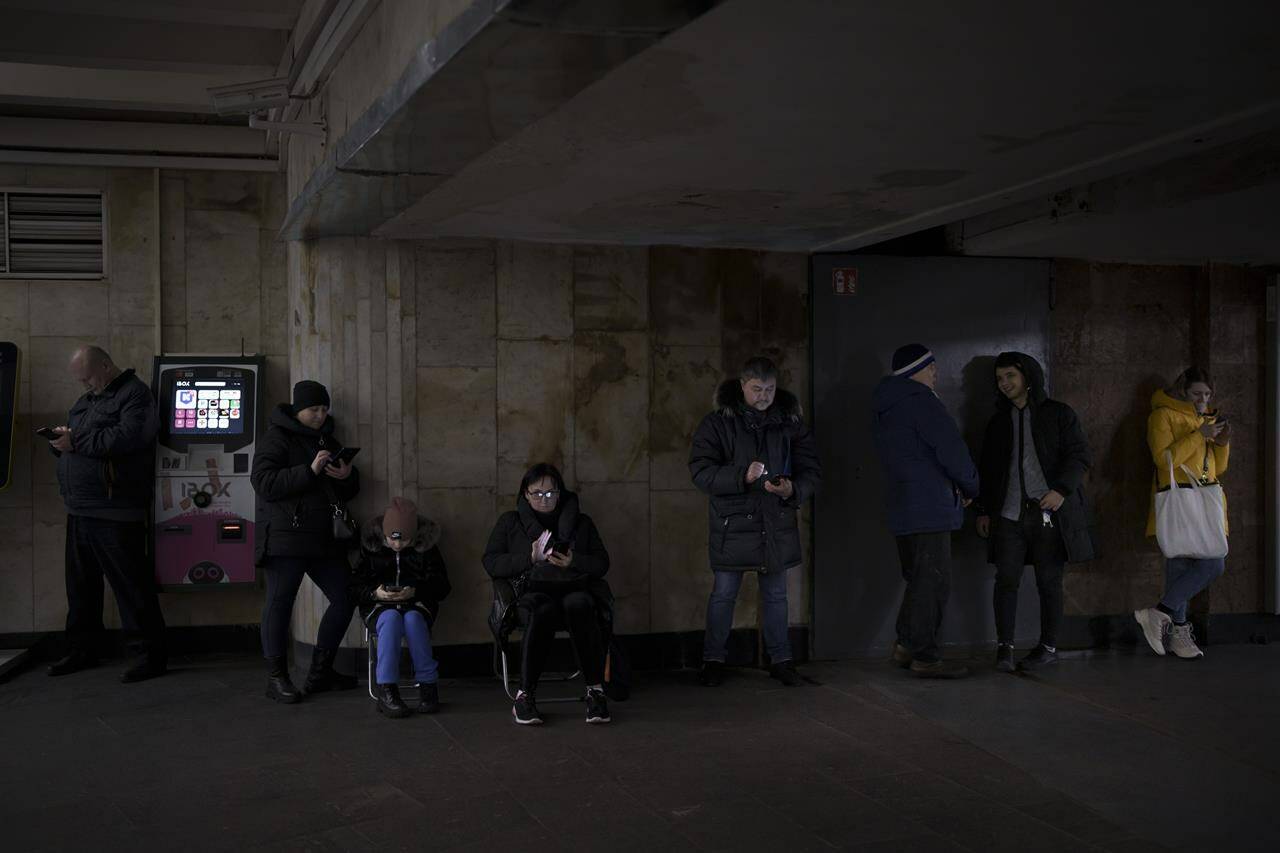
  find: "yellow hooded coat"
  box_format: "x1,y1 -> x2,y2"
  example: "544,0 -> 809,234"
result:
1146,389 -> 1229,537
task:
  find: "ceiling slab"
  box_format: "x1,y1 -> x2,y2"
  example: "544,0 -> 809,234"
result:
372,0 -> 1280,252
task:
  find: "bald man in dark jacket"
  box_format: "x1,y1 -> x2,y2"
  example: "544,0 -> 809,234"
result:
46,345 -> 166,683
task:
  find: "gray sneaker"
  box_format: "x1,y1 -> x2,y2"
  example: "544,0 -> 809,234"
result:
1167,623 -> 1204,659
1134,608 -> 1171,656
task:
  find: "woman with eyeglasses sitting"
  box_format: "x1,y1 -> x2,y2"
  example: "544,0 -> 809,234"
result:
482,463 -> 612,726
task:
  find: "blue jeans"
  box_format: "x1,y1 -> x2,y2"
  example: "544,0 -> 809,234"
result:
1160,557 -> 1226,623
703,569 -> 791,664
375,609 -> 438,685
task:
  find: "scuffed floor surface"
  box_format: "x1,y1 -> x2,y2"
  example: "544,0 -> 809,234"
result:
3,645 -> 1277,852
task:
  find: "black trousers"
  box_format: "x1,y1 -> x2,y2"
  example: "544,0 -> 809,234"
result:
516,588 -> 604,692
992,504 -> 1066,647
261,555 -> 355,659
65,515 -> 167,662
895,531 -> 952,663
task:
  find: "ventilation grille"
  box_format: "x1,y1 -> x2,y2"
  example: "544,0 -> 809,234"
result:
1,191 -> 104,277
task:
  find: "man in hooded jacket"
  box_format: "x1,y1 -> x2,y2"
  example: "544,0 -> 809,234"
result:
976,352 -> 1095,672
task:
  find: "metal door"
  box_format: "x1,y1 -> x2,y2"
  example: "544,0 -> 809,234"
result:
811,255 -> 1052,658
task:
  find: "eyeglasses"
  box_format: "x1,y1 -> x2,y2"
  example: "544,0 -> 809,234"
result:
526,489 -> 559,501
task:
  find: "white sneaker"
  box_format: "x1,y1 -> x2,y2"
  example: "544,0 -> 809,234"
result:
1134,608 -> 1171,655
1168,623 -> 1205,659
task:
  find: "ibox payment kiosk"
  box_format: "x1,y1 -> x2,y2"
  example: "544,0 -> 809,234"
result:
153,356 -> 263,586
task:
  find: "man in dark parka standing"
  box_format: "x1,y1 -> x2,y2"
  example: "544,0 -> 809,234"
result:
689,356 -> 821,687
976,351 -> 1095,672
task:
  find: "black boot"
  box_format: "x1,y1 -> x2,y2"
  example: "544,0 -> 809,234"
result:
121,656 -> 167,684
376,683 -> 411,718
303,647 -> 358,694
266,656 -> 302,704
415,682 -> 440,714
47,650 -> 97,677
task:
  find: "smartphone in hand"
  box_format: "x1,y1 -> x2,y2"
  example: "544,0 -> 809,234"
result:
326,446 -> 361,467
35,426 -> 60,440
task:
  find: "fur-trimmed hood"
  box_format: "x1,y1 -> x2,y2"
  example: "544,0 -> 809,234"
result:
360,513 -> 441,554
714,379 -> 803,423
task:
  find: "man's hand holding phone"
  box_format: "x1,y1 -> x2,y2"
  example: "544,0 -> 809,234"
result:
745,460 -> 767,485
44,426 -> 72,453
763,475 -> 794,500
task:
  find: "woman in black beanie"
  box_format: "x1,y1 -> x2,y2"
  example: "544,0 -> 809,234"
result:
250,380 -> 361,703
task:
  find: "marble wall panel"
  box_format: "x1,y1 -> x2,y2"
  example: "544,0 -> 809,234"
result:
575,332 -> 649,484
185,210 -> 262,353
496,242 -> 573,341
415,243 -> 495,367
497,340 -> 574,492
650,344 -> 721,490
650,246 -> 720,347
577,481 -> 650,634
418,487 -> 500,646
417,367 -> 496,489
573,245 -> 648,331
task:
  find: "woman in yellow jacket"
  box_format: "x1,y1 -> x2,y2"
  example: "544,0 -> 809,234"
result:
1133,367 -> 1230,659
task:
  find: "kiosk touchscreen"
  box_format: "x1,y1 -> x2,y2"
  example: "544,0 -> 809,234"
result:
153,356 -> 263,586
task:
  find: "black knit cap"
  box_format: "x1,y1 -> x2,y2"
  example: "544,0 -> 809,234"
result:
891,343 -> 935,378
291,380 -> 330,414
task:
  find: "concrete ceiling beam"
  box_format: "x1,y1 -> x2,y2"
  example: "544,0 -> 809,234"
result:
0,116 -> 270,156
0,0 -> 304,30
0,62 -> 276,113
0,8 -> 289,73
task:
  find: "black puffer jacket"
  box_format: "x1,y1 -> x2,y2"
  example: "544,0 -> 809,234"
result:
351,513 -> 450,626
689,380 -> 821,572
55,369 -> 158,519
482,490 -> 609,587
977,352 -> 1097,563
250,404 -> 360,565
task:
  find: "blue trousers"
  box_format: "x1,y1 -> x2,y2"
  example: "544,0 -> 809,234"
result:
703,569 -> 792,664
375,609 -> 438,685
1160,557 -> 1226,623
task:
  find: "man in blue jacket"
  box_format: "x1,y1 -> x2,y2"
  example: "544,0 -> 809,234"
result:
872,344 -> 978,678
45,345 -> 167,682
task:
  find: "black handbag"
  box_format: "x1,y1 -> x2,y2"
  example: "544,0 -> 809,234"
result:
322,480 -> 358,542
488,574 -> 527,640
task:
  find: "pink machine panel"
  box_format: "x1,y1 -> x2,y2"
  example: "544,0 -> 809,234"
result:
153,359 -> 261,587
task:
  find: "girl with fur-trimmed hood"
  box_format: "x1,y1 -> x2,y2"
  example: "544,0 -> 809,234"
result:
351,497 -> 451,717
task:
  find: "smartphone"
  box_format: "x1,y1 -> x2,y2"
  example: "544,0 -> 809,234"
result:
35,426 -> 59,440
767,474 -> 785,487
549,538 -> 572,556
326,446 -> 361,466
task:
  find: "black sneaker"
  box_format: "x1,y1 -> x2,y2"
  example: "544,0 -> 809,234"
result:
415,682 -> 440,714
697,660 -> 724,686
769,660 -> 801,686
995,645 -> 1015,673
1017,645 -> 1059,672
585,688 -> 611,724
909,659 -> 971,679
513,691 -> 543,726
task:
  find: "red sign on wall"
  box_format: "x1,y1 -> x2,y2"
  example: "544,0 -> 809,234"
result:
833,267 -> 858,295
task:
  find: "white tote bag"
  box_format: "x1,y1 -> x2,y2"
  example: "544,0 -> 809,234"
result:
1155,451 -> 1228,560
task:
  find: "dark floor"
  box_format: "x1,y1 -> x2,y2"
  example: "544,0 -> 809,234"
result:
3,644 -> 1278,852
